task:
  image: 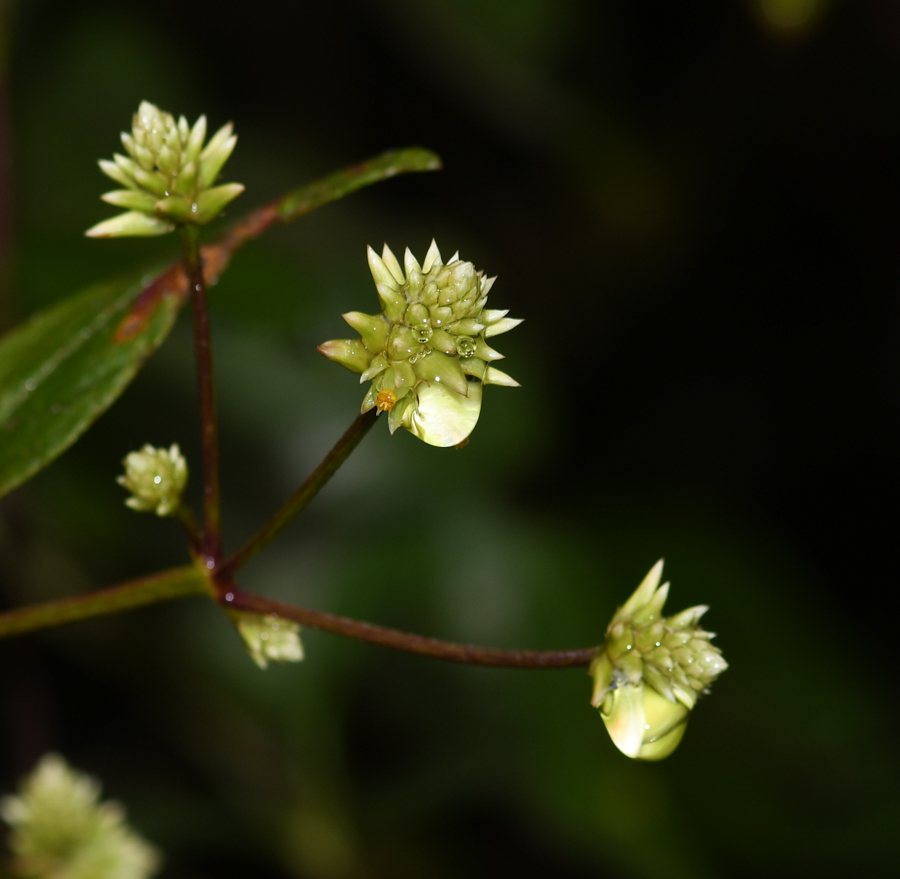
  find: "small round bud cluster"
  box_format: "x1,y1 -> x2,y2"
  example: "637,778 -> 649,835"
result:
117,444 -> 187,517
86,101 -> 244,238
318,241 -> 522,447
590,560 -> 727,760
0,753 -> 161,879
229,612 -> 304,669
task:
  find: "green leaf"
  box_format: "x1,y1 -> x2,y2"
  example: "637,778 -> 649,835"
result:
276,148 -> 441,221
0,268 -> 186,499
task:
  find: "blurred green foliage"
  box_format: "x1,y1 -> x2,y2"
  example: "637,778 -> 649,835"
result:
1,1 -> 897,877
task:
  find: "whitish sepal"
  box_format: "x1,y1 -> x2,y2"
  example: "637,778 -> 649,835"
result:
86,211 -> 175,238
409,380 -> 482,447
317,339 -> 370,374
484,366 -> 520,387
191,182 -> 245,224
198,132 -> 237,190
100,189 -> 158,212
484,316 -> 524,337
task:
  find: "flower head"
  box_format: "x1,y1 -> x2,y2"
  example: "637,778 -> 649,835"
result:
0,753 -> 161,879
590,561 -> 728,760
319,241 -> 522,446
117,443 -> 187,517
229,612 -> 305,669
86,101 -> 243,237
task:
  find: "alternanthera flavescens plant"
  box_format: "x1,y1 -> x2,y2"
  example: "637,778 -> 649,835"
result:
0,103 -> 727,820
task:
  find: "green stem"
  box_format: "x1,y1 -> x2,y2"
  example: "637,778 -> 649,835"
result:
0,565 -> 210,639
221,587 -> 602,669
181,224 -> 222,567
216,409 -> 377,582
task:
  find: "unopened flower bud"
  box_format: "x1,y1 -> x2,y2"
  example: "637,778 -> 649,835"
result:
590,560 -> 727,760
87,101 -> 243,237
229,612 -> 304,669
319,241 -> 522,446
117,444 -> 187,517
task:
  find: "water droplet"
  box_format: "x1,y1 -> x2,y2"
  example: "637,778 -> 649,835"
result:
225,592 -> 234,602
206,558 -> 215,569
456,335 -> 476,358
260,632 -> 268,641
24,380 -> 36,392
413,325 -> 433,343
153,475 -> 162,484
191,203 -> 198,213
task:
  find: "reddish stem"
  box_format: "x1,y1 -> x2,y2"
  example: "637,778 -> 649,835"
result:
221,587 -> 601,669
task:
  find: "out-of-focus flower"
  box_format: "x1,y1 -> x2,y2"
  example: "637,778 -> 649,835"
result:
590,560 -> 728,760
319,241 -> 521,447
117,443 -> 187,517
0,753 -> 161,879
86,101 -> 243,237
230,611 -> 305,669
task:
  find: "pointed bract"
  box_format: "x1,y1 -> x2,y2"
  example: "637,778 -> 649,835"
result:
85,211 -> 175,238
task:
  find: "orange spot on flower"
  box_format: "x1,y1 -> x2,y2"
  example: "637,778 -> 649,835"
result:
376,389 -> 397,412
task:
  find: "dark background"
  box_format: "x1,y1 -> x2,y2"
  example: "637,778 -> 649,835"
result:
1,1 -> 897,877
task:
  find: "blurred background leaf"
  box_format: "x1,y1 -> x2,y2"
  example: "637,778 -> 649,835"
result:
1,1 -> 897,877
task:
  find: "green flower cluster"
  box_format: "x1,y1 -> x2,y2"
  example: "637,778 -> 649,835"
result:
86,101 -> 243,238
117,444 -> 187,517
229,611 -> 305,669
0,754 -> 160,879
590,561 -> 728,760
319,241 -> 521,446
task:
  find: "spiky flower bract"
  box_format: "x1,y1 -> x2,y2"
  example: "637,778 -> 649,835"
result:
0,753 -> 161,879
590,561 -> 728,760
319,241 -> 522,447
86,101 -> 243,237
117,443 -> 187,517
229,612 -> 305,669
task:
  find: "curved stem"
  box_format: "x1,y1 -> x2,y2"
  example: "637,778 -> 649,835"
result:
181,225 -> 222,566
220,587 -> 601,669
0,566 -> 210,639
216,409 -> 377,582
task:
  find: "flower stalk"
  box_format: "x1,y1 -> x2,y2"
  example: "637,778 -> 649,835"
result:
215,408 -> 378,582
181,224 -> 222,566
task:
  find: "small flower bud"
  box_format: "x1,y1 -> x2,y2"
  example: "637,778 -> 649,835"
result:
87,101 -> 244,238
0,753 -> 161,879
117,444 -> 187,517
229,612 -> 304,669
319,241 -> 522,447
590,561 -> 727,760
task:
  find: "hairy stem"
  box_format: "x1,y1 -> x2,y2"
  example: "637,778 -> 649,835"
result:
221,587 -> 602,669
181,225 -> 222,566
0,566 -> 210,639
216,409 -> 377,581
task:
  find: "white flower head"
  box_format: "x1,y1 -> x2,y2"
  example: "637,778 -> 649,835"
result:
0,753 -> 161,879
117,443 -> 187,517
232,612 -> 305,669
